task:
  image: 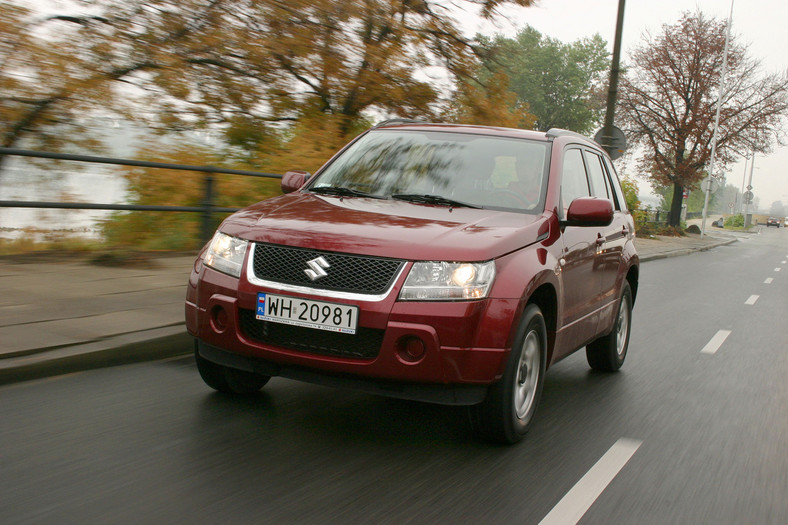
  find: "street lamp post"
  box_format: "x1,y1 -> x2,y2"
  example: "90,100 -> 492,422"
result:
701,0 -> 735,239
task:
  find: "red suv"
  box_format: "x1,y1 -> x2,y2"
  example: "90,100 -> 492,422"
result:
186,122 -> 639,443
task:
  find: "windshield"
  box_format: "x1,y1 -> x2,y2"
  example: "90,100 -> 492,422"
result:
309,129 -> 550,212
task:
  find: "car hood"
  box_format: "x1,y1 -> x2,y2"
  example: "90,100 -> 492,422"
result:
220,193 -> 549,261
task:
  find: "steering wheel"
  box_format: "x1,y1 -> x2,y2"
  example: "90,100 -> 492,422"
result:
490,189 -> 530,209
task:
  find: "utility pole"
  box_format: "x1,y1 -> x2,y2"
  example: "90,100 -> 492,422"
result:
599,0 -> 626,157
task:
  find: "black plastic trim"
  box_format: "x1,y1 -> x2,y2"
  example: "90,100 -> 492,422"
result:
196,339 -> 488,406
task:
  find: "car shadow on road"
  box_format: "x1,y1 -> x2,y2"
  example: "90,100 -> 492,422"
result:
187,353 -> 633,452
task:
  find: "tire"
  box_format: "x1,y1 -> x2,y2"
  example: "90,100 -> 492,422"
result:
470,304 -> 547,444
195,349 -> 270,394
586,281 -> 632,372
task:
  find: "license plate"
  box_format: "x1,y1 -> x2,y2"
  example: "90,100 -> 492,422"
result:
256,293 -> 358,334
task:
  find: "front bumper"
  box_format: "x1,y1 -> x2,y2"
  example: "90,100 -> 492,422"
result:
186,259 -> 518,393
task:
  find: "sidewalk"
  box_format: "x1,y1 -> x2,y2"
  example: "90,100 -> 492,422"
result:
0,254 -> 195,384
0,233 -> 739,385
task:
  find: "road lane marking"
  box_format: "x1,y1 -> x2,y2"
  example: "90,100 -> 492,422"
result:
765,278 -> 773,284
776,268 -> 782,272
539,438 -> 642,525
744,295 -> 759,305
701,330 -> 732,355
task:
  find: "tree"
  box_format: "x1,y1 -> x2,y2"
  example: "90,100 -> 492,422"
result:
0,0 -> 234,170
714,182 -> 740,214
770,200 -> 786,217
0,3 -> 108,169
138,0 -> 539,137
101,139 -> 282,250
1,0 -> 538,165
618,174 -> 640,211
440,71 -> 536,128
619,11 -> 788,227
654,183 -> 719,215
479,26 -> 610,133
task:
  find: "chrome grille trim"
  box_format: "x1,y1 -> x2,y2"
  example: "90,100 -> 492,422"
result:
245,243 -> 407,302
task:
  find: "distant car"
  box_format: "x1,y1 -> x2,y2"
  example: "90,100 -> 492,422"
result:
186,122 -> 639,444
766,217 -> 781,227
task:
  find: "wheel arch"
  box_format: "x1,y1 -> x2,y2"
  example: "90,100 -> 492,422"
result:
626,264 -> 639,305
525,283 -> 558,366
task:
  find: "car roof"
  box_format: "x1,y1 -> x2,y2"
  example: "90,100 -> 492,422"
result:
371,121 -> 600,149
372,121 -> 549,141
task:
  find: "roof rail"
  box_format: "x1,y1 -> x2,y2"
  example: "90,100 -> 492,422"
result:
373,118 -> 430,128
545,128 -> 589,141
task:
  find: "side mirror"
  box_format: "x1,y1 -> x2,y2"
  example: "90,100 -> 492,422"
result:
562,197 -> 614,227
281,170 -> 310,194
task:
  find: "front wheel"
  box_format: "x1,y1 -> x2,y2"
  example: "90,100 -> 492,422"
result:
470,304 -> 547,444
195,349 -> 270,394
586,281 -> 632,372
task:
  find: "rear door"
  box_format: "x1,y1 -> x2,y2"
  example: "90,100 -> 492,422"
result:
557,147 -> 603,345
583,149 -> 627,309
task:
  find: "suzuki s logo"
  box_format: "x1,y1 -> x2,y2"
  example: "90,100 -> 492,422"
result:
304,256 -> 330,281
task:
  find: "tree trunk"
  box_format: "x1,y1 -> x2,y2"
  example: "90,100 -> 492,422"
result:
669,183 -> 684,227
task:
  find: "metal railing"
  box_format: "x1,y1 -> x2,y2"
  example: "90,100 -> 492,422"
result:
0,147 -> 282,245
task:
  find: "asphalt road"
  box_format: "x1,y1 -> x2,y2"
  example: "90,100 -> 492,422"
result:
1,228 -> 786,524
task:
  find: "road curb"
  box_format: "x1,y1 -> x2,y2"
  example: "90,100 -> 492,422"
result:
0,237 -> 740,386
639,238 -> 737,262
0,325 -> 192,386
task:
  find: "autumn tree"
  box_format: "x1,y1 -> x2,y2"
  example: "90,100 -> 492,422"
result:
0,0 -> 238,172
478,26 -> 610,133
1,0 -> 539,171
619,11 -> 788,227
135,0 -> 539,146
441,71 -> 536,128
6,0 -> 534,248
0,2 -> 107,169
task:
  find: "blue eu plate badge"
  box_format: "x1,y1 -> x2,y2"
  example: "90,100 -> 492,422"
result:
256,293 -> 266,318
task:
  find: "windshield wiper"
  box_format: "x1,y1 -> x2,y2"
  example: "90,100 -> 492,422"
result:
310,186 -> 385,199
391,193 -> 481,209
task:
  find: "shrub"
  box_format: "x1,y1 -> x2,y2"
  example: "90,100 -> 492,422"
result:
725,214 -> 745,228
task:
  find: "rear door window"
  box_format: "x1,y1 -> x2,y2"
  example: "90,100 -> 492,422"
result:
560,148 -> 590,214
584,151 -> 611,200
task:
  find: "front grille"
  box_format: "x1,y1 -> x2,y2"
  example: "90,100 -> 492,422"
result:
239,309 -> 383,360
252,243 -> 404,295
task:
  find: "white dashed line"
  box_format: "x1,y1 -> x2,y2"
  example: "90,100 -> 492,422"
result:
539,438 -> 642,525
745,295 -> 759,305
765,278 -> 773,284
701,330 -> 732,355
776,268 -> 782,272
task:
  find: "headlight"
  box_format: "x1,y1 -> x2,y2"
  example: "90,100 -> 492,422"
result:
399,261 -> 496,300
204,232 -> 248,278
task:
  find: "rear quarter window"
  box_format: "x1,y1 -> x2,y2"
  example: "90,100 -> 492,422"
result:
602,156 -> 627,212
